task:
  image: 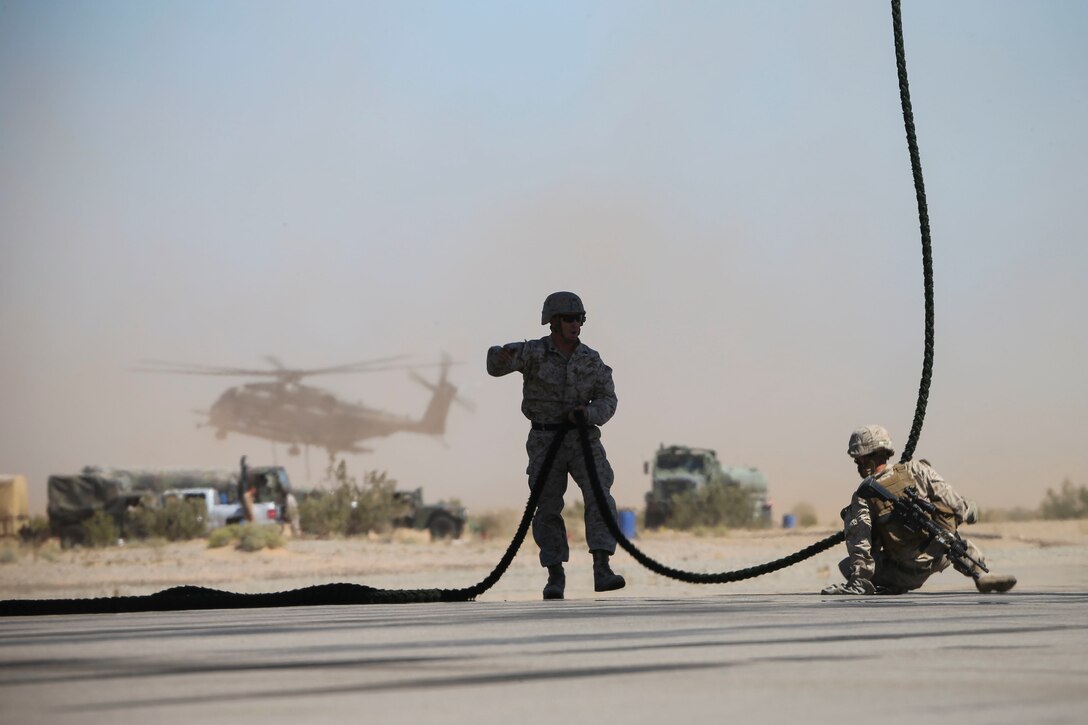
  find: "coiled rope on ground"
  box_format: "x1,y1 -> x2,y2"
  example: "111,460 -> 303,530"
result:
0,0 -> 933,617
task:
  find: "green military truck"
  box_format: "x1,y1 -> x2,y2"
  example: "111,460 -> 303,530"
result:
392,488 -> 466,540
643,444 -> 772,529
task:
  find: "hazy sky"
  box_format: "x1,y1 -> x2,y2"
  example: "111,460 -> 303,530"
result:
2,1 -> 1085,524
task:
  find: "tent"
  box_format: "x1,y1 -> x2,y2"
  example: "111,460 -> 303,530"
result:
0,474 -> 29,536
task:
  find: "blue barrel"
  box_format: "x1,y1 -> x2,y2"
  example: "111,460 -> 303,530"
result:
782,513 -> 796,529
619,509 -> 637,539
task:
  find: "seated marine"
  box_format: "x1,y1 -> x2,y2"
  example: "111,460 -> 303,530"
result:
822,424 -> 1017,595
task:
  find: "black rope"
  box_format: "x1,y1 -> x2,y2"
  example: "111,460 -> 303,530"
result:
440,426 -> 571,602
892,0 -> 935,465
576,421 -> 843,584
0,1 -> 936,616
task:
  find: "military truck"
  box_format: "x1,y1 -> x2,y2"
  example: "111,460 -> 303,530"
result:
643,444 -> 772,529
47,473 -> 146,546
391,488 -> 466,540
47,459 -> 291,546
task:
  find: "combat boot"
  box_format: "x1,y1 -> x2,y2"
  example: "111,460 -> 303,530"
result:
591,550 -> 626,592
821,578 -> 876,595
975,574 -> 1017,593
542,564 -> 565,600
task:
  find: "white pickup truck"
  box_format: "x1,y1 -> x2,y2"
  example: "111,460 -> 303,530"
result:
163,488 -> 279,531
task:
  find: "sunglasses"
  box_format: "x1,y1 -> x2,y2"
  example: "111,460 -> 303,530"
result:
559,314 -> 585,324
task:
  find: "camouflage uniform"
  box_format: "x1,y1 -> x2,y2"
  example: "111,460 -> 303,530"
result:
840,460 -> 985,593
486,335 -> 620,567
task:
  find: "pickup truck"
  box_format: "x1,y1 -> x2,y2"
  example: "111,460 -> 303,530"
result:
163,488 -> 278,531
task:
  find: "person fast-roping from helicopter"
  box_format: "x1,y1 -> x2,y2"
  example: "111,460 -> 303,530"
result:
487,291 -> 625,600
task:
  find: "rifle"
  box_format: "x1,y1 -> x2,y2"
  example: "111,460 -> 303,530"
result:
859,478 -> 989,580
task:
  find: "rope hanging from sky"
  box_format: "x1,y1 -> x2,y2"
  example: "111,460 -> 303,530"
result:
891,0 -> 936,465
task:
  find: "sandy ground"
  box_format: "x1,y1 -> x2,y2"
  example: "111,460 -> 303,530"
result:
2,519 -> 1086,602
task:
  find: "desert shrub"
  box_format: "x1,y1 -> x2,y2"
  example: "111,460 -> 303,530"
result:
127,506 -> 162,541
299,459 -> 403,537
1039,479 -> 1088,520
18,515 -> 52,545
469,509 -> 520,540
126,500 -> 205,541
206,523 -> 283,551
791,502 -> 819,527
352,471 -> 403,534
81,510 -> 120,548
980,506 -> 1038,523
669,482 -> 755,531
689,524 -> 732,537
208,525 -> 241,548
298,488 -> 349,537
158,499 -> 206,540
237,524 -> 284,551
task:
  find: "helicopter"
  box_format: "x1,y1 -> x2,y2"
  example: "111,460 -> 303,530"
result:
136,355 -> 470,457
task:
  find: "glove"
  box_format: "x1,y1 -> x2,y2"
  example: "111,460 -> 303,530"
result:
821,578 -> 876,595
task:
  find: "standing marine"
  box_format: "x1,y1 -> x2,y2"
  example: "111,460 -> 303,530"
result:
822,424 -> 1017,595
487,291 -> 626,600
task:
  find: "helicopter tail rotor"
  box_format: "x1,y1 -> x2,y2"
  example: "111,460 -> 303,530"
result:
409,356 -> 474,414
409,370 -> 438,393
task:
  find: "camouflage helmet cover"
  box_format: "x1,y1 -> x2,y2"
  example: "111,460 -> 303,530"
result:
541,291 -> 586,325
847,424 -> 895,458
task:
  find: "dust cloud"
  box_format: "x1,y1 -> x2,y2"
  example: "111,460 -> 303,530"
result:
1,2 -> 1085,525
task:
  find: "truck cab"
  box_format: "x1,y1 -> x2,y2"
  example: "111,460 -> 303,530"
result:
644,445 -> 720,528
162,487 -> 279,531
391,487 -> 467,540
643,444 -> 772,528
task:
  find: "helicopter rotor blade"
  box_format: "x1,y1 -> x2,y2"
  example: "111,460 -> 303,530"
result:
132,356 -> 438,380
297,356 -> 417,376
132,361 -> 284,377
305,359 -> 461,378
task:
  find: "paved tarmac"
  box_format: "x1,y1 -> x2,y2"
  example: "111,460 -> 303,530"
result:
1,590 -> 1085,724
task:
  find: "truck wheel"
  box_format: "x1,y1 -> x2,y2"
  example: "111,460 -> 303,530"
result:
428,513 -> 460,541
644,508 -> 665,530
59,525 -> 84,549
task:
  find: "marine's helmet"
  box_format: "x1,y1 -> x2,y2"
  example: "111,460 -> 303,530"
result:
541,291 -> 586,325
847,425 -> 895,459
